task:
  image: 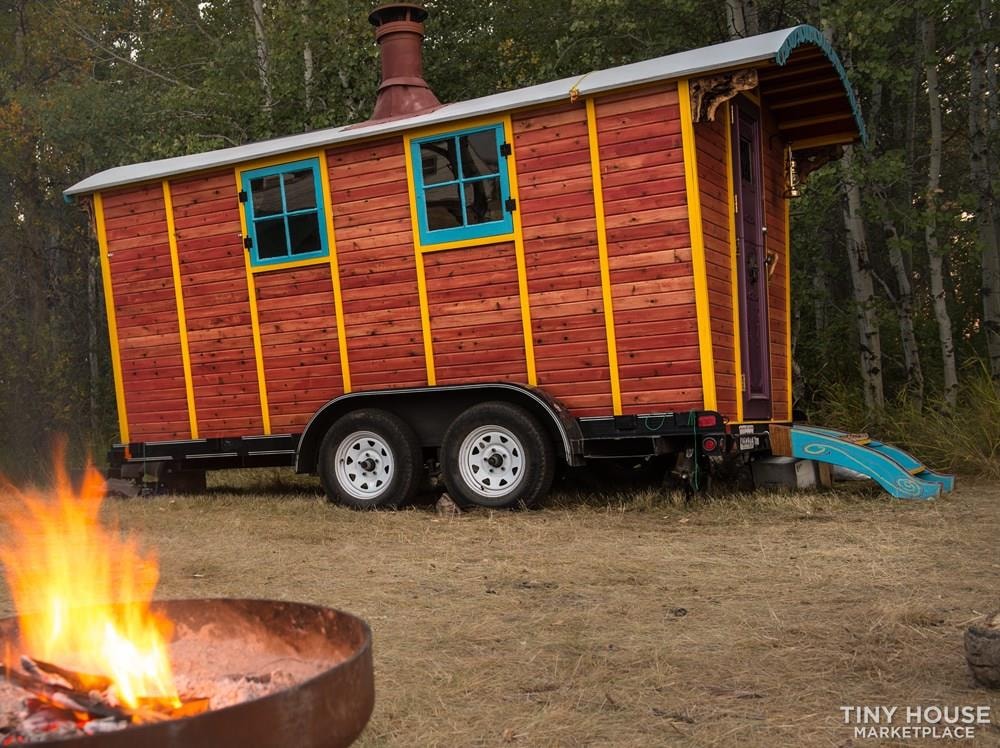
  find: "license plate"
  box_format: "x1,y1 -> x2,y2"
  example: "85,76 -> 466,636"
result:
738,435 -> 759,451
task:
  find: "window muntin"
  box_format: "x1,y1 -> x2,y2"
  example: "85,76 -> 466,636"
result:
410,124 -> 514,246
241,158 -> 329,267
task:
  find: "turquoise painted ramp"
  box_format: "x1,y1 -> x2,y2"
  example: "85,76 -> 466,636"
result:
788,426 -> 955,500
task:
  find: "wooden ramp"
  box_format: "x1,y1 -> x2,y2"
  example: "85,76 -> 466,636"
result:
769,425 -> 955,500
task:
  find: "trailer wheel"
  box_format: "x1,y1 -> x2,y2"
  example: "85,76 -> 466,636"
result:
441,402 -> 555,509
318,409 -> 422,509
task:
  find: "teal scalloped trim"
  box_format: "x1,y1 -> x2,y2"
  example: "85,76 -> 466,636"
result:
774,25 -> 868,147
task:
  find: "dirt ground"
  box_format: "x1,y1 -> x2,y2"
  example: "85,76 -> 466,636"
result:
1,472 -> 999,746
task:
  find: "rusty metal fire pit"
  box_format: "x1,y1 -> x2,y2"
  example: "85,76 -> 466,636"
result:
0,599 -> 374,747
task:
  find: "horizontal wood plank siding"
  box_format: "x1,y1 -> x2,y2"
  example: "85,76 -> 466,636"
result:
103,184 -> 188,440
761,106 -> 790,421
424,243 -> 529,385
514,103 -> 613,415
170,170 -> 264,437
696,115 -> 738,420
255,265 -> 343,433
596,84 -> 702,412
328,139 -> 427,390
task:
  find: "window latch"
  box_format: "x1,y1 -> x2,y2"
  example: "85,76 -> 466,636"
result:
238,190 -> 248,203
243,236 -> 253,250
500,142 -> 512,158
505,198 -> 517,213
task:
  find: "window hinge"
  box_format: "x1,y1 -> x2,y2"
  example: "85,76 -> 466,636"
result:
500,142 -> 512,158
505,198 -> 517,213
238,190 -> 248,203
243,236 -> 253,250
742,373 -> 747,392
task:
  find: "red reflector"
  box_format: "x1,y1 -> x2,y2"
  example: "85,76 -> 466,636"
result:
701,437 -> 718,452
696,414 -> 717,428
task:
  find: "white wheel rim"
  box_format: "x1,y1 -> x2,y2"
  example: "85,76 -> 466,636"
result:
458,425 -> 526,498
334,430 -> 395,501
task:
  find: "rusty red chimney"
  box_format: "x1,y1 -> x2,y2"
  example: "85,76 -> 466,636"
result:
366,3 -> 441,121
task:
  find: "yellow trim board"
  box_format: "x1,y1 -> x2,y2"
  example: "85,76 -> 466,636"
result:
233,168 -> 272,434
585,98 -> 623,415
248,255 -> 331,275
502,113 -> 537,386
161,180 -> 199,438
418,232 -> 517,254
401,135 -> 437,385
677,79 -> 718,411
317,150 -> 353,393
93,193 -> 130,444
723,105 -> 744,424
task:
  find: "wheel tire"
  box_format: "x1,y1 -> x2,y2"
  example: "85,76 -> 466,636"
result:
441,401 -> 555,509
318,409 -> 423,509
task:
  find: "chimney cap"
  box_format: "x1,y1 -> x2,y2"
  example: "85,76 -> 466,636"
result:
368,3 -> 428,27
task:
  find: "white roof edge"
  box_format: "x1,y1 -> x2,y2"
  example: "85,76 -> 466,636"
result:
65,27 -> 802,197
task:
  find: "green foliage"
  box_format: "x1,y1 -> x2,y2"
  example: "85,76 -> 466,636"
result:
811,367 -> 1000,478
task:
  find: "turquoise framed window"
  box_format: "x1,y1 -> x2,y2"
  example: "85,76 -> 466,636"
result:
410,124 -> 514,246
240,158 -> 329,267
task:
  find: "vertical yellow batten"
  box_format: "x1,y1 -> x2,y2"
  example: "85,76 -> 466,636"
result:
401,136 -> 437,385
502,114 -> 538,386
677,79 -> 718,412
723,106 -> 744,424
93,193 -> 130,444
785,197 -> 793,420
233,168 -> 272,435
162,181 -> 199,438
585,98 -> 623,415
317,151 -> 353,393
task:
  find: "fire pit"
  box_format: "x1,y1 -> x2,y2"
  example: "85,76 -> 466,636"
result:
0,598 -> 373,746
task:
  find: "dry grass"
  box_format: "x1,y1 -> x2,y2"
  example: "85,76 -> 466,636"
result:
1,471 -> 999,746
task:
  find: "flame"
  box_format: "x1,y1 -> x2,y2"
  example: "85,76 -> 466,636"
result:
0,457 -> 179,710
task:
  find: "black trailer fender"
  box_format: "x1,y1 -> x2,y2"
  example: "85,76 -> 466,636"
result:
295,383 -> 585,473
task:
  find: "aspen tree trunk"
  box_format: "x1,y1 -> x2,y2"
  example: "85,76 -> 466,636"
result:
969,0 -> 1000,379
301,0 -> 314,115
923,17 -> 958,408
250,0 -> 273,122
725,0 -> 759,38
882,215 -> 924,408
842,145 -> 885,412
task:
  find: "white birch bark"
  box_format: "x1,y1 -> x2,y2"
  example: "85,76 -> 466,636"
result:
250,0 -> 273,121
923,16 -> 958,407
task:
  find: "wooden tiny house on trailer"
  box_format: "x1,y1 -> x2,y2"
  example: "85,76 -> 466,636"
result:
66,6 -> 868,507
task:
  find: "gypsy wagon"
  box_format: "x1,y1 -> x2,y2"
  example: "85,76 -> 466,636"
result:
65,5 -> 901,507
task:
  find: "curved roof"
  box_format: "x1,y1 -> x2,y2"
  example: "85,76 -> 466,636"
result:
65,24 -> 864,197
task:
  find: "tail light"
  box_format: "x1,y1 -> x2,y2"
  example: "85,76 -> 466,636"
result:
696,414 -> 718,428
701,437 -> 718,452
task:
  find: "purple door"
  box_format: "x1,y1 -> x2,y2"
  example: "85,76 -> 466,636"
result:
731,99 -> 772,420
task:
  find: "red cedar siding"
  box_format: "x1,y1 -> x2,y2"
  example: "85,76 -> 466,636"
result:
255,265 -> 343,433
423,243 -> 529,385
695,116 -> 738,420
596,84 -> 702,413
102,184 -> 189,440
514,103 -> 614,416
761,105 -> 790,421
170,171 -> 265,437
327,139 -> 427,390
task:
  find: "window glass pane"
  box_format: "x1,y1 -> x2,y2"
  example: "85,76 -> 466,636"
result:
460,130 -> 500,178
420,139 -> 458,185
288,212 -> 322,255
250,175 -> 283,217
282,169 -> 317,211
464,178 -> 502,225
424,184 -> 463,230
255,217 -> 287,259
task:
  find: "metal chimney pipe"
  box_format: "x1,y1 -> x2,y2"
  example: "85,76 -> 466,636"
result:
366,3 -> 441,121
